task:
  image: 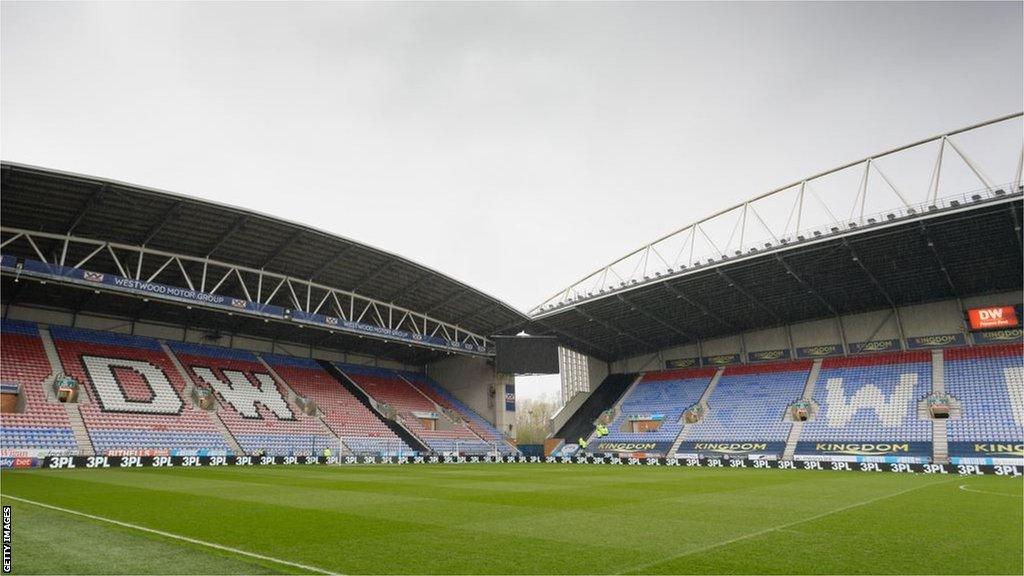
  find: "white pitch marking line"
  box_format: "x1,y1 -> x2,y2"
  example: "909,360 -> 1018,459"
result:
958,484 -> 1023,498
3,494 -> 340,575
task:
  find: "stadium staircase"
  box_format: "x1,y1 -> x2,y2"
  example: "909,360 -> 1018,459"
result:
552,373 -> 637,445
394,372 -> 509,451
40,324 -> 94,453
930,349 -> 949,463
63,403 -> 94,455
210,411 -> 245,456
667,367 -> 723,455
159,342 -> 195,399
257,355 -> 340,443
317,360 -> 429,453
783,359 -> 822,460
38,327 -> 66,402
583,373 -> 645,445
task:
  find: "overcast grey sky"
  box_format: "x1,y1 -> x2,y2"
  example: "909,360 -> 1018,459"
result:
3,2 -> 1022,399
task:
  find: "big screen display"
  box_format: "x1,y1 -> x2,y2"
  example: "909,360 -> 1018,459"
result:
966,305 -> 1020,330
494,336 -> 559,374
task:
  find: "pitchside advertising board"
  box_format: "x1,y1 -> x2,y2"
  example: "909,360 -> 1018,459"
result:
794,441 -> 934,459
0,256 -> 487,354
948,442 -> 1024,459
677,441 -> 786,457
19,455 -> 1021,476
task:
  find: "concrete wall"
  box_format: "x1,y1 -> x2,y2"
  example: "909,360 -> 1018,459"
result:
744,326 -> 789,353
791,317 -> 842,348
587,354 -> 609,390
1,303 -> 420,371
842,309 -> 899,344
426,355 -> 514,438
609,292 -> 1023,375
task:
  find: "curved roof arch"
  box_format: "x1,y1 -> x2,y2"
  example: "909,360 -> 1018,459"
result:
531,112 -> 1023,317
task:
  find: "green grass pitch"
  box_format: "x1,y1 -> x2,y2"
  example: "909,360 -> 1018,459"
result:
1,464 -> 1021,575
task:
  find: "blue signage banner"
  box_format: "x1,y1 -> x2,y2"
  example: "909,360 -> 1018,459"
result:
2,256 -> 489,355
850,339 -> 900,354
678,441 -> 786,456
701,353 -> 741,366
948,442 -> 1024,458
504,384 -> 516,412
665,357 -> 699,369
906,333 -> 966,349
795,441 -> 932,458
795,344 -> 844,358
973,329 -> 1023,344
13,259 -> 283,316
747,349 -> 791,363
590,440 -> 674,454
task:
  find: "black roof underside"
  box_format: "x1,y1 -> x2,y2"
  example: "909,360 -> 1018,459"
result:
1,162 -> 528,365
516,198 -> 1024,361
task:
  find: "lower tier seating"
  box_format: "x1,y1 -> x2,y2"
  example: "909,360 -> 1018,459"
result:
338,364 -> 491,454
0,320 -> 77,455
399,371 -> 517,454
262,354 -> 411,455
169,342 -> 335,456
945,344 -> 1024,459
797,351 -> 933,458
595,368 -> 715,448
685,361 -> 810,454
50,326 -> 232,456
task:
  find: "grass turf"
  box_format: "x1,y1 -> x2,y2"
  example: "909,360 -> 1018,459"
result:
1,464 -> 1021,575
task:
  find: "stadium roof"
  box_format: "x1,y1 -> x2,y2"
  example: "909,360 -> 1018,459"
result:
0,162 -> 528,364
520,113 -> 1024,361
521,196 -> 1023,361
2,114 -> 1021,366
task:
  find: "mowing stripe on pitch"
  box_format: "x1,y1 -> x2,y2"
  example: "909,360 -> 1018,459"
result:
958,484 -> 1023,498
620,478 -> 957,574
2,494 -> 339,575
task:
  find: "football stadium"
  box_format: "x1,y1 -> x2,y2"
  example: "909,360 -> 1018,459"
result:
2,4 -> 1023,576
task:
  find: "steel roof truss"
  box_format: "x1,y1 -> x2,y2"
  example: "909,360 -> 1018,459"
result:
0,227 -> 493,353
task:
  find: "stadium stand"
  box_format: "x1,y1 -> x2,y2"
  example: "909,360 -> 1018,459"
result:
49,326 -> 233,456
337,363 -> 492,454
398,370 -> 518,454
261,353 -> 412,455
684,361 -> 810,455
944,344 -> 1024,459
797,351 -> 934,458
168,342 -> 334,456
595,368 -> 715,447
553,373 -> 636,446
0,320 -> 77,455
6,320 -> 1023,462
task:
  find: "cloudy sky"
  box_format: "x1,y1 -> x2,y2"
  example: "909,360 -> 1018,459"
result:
3,2 -> 1021,399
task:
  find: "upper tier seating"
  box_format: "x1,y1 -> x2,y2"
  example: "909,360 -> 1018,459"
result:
798,351 -> 933,456
399,371 -> 517,454
261,354 -> 411,455
686,361 -> 810,450
338,363 -> 490,454
50,326 -> 232,456
168,342 -> 334,456
0,320 -> 77,455
945,344 -> 1024,457
596,368 -> 715,447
